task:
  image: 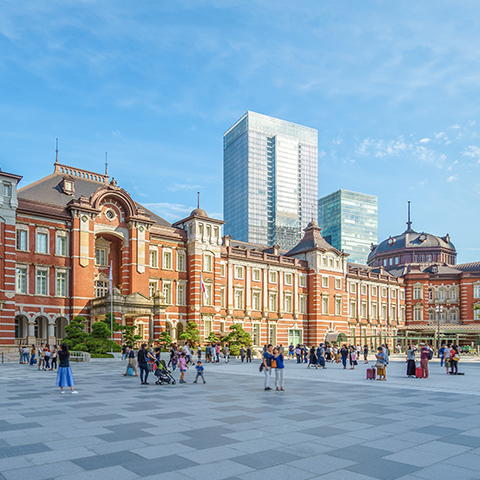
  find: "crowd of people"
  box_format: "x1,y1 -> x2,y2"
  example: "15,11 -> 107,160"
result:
406,342 -> 462,378
18,343 -> 59,370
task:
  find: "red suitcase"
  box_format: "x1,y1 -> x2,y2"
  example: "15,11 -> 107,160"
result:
366,367 -> 375,380
416,367 -> 423,378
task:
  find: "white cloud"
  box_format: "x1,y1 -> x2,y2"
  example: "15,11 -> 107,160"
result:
374,137 -> 407,157
447,174 -> 459,182
469,120 -> 476,126
449,124 -> 460,130
355,138 -> 374,156
143,202 -> 193,220
419,138 -> 431,143
462,145 -> 480,163
112,130 -> 121,137
166,183 -> 202,192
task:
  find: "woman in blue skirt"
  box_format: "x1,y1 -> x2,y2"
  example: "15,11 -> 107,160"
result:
56,343 -> 78,394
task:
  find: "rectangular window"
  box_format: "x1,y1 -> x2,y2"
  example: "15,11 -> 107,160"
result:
56,234 -> 67,256
414,307 -> 422,321
322,296 -> 329,314
269,271 -> 277,284
234,266 -> 243,279
252,324 -> 260,346
438,289 -> 445,301
149,249 -> 158,268
350,283 -> 356,294
382,287 -> 387,298
299,295 -> 307,314
204,284 -> 212,306
234,289 -> 243,309
284,273 -> 293,286
474,309 -> 480,321
95,248 -> 106,266
16,267 -> 27,294
177,252 -> 186,271
269,292 -> 277,312
361,285 -> 367,295
400,290 -> 405,300
94,280 -> 108,298
391,289 -> 396,299
3,183 -> 11,197
149,281 -> 157,297
382,305 -> 387,319
395,257 -> 399,265
163,282 -> 172,304
220,263 -> 225,277
335,297 -> 341,315
372,303 -> 377,319
203,254 -> 213,272
16,229 -> 28,251
450,288 -> 457,301
203,319 -> 212,339
392,305 -> 397,320
474,285 -> 480,298
350,301 -> 356,317
329,258 -> 334,267
252,291 -> 261,310
413,285 -> 422,300
336,259 -> 340,268
36,232 -> 48,254
335,278 -> 341,289
269,323 -> 277,345
177,284 -> 185,305
36,270 -> 47,295
323,257 -> 327,266
220,287 -> 226,308
372,286 -> 377,296
361,303 -> 367,318
285,294 -> 292,313
163,251 -> 172,270
299,274 -> 307,288
252,268 -> 261,282
56,271 -> 67,297
322,276 -> 329,288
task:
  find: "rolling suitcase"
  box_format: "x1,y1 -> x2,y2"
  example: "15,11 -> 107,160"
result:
366,367 -> 375,380
415,366 -> 423,378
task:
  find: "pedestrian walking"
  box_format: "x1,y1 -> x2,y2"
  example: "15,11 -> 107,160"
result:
263,344 -> 273,390
295,345 -> 302,364
123,346 -> 138,376
29,345 -> 36,365
155,342 -> 162,362
197,345 -> 202,361
56,343 -> 78,394
363,345 -> 369,364
194,361 -> 205,383
246,346 -> 252,363
240,346 -> 246,362
273,347 -> 285,391
121,345 -> 127,360
288,344 -> 294,359
420,342 -> 430,378
216,344 -> 221,362
138,343 -> 155,385
19,346 -> 24,364
50,345 -> 58,370
317,343 -> 326,369
340,345 -> 349,369
308,346 -> 317,368
449,345 -> 460,375
406,344 -> 416,377
349,346 -> 357,370
224,345 -> 230,363
22,346 -> 29,364
44,344 -> 51,371
179,352 -> 189,383
375,346 -> 387,381
438,343 -> 446,367
444,343 -> 452,374
38,344 -> 45,371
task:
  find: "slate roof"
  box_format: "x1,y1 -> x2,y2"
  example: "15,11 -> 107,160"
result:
455,261 -> 480,273
286,221 -> 342,257
17,165 -> 170,227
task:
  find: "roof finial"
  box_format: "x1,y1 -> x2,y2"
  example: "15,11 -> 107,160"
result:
406,200 -> 413,232
105,152 -> 108,175
197,191 -> 200,209
55,138 -> 58,164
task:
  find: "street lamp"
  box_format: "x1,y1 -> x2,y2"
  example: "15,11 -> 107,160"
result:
436,304 -> 444,352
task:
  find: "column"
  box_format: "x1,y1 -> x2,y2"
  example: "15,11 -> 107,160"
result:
48,322 -> 55,345
27,321 -> 35,344
227,263 -> 233,313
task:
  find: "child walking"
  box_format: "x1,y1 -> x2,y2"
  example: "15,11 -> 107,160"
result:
194,361 -> 206,383
179,352 -> 189,383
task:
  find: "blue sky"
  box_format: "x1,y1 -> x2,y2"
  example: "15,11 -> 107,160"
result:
1,0 -> 480,262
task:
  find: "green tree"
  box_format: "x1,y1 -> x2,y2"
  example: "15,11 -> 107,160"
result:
206,331 -> 219,344
123,325 -> 143,346
63,316 -> 88,350
158,331 -> 172,347
179,321 -> 200,347
86,321 -> 121,353
224,323 -> 252,356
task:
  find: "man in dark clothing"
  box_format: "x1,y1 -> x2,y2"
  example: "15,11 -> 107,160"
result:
138,343 -> 155,385
340,345 -> 349,369
240,346 -> 246,362
246,346 -> 252,363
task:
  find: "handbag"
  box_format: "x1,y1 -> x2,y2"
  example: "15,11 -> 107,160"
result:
271,359 -> 277,368
453,355 -> 460,362
375,361 -> 384,369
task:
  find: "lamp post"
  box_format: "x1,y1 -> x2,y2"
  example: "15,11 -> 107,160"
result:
436,304 -> 443,353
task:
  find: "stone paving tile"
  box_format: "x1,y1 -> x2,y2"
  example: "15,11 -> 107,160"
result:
437,434 -> 480,448
56,465 -> 139,480
2,461 -> 84,480
72,450 -> 145,471
177,445 -> 247,464
443,452 -> 480,470
328,445 -> 391,463
383,448 -> 446,467
314,471 -> 378,480
362,438 -> 412,453
233,449 -> 301,470
178,459 -> 255,480
410,463 -> 480,480
346,458 -> 421,480
413,426 -> 462,437
287,453 -> 356,475
122,454 -> 199,476
0,443 -> 51,458
236,464 -> 315,480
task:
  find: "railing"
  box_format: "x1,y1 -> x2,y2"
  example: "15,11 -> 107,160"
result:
70,351 -> 91,362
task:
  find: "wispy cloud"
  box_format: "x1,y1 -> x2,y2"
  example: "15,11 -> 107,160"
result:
419,138 -> 431,143
462,145 -> 480,163
143,202 -> 193,221
447,174 -> 459,182
166,183 -> 202,192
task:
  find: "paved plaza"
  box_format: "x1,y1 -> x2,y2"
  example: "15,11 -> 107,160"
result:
1,356 -> 480,480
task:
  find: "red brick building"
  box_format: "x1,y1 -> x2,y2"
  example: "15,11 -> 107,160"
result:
1,161 -> 410,352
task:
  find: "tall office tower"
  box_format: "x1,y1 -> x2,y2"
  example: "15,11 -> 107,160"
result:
318,189 -> 378,265
223,111 -> 318,250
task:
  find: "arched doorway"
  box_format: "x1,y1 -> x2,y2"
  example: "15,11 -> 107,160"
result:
15,315 -> 28,342
35,316 -> 48,341
54,317 -> 68,340
337,333 -> 347,345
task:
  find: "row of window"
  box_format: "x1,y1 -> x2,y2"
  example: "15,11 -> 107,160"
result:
16,229 -> 68,256
148,249 -> 186,271
232,289 -> 308,314
231,264 -> 308,287
349,282 -> 403,299
414,285 -> 460,301
349,300 -> 404,321
16,267 -> 68,297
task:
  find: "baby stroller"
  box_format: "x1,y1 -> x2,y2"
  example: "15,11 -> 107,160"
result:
154,360 -> 176,385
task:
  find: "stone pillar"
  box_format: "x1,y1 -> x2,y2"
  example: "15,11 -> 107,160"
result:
27,322 -> 35,345
48,322 -> 55,346
149,314 -> 154,343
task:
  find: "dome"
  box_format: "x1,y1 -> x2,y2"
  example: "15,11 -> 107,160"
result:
190,208 -> 208,217
368,229 -> 456,261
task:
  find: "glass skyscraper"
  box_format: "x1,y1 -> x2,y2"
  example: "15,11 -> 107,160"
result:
224,111 -> 318,250
318,189 -> 378,265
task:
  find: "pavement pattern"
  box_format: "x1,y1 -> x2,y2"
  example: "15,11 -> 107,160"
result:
1,355 -> 480,480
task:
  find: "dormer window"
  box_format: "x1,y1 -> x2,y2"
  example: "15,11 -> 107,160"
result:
61,177 -> 75,195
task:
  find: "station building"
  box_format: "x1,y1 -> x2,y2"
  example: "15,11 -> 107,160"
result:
3,161 -> 407,352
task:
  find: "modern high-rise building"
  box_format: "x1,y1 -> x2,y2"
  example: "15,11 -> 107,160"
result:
223,111 -> 318,250
318,189 -> 378,264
